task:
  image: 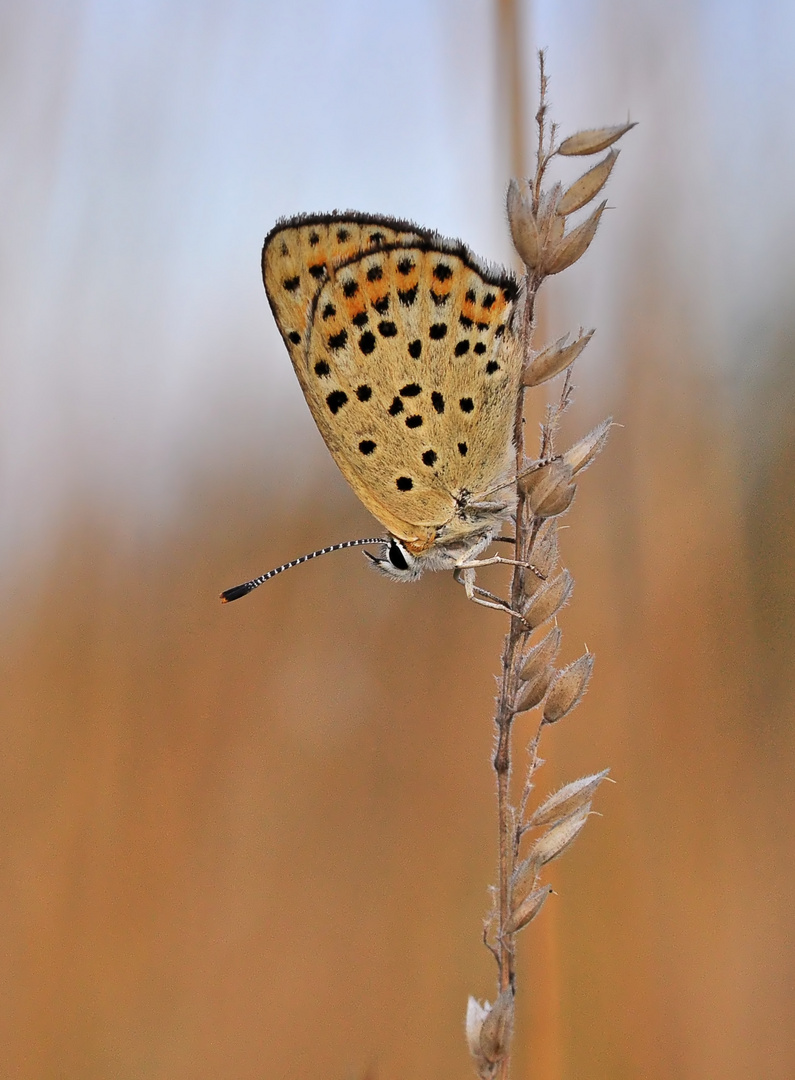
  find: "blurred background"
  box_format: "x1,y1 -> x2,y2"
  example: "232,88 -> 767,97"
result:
2,0 -> 794,1077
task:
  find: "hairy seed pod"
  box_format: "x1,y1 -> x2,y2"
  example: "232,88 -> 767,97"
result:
520,459 -> 575,518
557,149 -> 619,215
511,852 -> 541,901
543,653 -> 595,724
506,178 -> 540,269
514,665 -> 553,714
544,200 -> 607,275
528,770 -> 610,828
523,328 -> 594,387
530,804 -> 591,865
529,519 -> 559,580
522,569 -> 573,629
519,626 -> 562,682
563,417 -> 612,474
557,121 -> 637,156
504,883 -> 553,934
479,989 -> 515,1064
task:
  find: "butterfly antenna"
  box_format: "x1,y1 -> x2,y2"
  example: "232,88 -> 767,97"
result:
220,538 -> 385,603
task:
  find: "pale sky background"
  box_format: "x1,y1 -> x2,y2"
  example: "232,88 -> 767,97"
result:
2,0 -> 794,580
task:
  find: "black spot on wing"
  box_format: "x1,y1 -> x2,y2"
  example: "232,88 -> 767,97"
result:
431,392 -> 444,414
396,476 -> 413,491
359,440 -> 376,455
359,331 -> 376,354
429,323 -> 447,340
356,384 -> 372,401
408,340 -> 422,358
327,391 -> 348,414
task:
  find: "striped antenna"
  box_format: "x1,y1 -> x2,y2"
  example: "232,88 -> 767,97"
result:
220,537 -> 385,603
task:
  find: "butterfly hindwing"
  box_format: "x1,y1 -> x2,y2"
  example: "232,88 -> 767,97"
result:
263,214 -> 522,545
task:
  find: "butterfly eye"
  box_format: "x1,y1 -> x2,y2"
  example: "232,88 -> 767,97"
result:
388,540 -> 409,571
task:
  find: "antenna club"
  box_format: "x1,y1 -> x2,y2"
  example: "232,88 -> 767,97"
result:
220,583 -> 255,604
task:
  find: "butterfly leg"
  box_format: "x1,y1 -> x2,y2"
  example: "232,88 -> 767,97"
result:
453,566 -> 529,625
456,554 -> 544,580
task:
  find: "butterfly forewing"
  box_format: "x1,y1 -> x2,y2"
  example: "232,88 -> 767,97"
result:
263,214 -> 522,547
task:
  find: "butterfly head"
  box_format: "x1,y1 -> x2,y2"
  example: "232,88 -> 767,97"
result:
363,537 -> 425,582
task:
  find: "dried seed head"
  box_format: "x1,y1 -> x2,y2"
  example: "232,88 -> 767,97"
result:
514,664 -> 553,714
522,569 -> 573,629
528,770 -> 610,828
522,328 -> 594,387
530,804 -> 591,865
519,625 -> 562,682
511,852 -> 542,901
479,988 -> 515,1064
506,178 -> 541,269
504,883 -> 553,935
557,149 -> 619,215
563,417 -> 612,475
544,199 -> 607,275
557,121 -> 637,156
543,652 -> 595,724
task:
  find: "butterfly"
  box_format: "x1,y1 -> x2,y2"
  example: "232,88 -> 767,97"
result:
222,212 -> 526,615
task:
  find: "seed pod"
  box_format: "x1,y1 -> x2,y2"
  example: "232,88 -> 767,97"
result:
520,459 -> 575,518
522,569 -> 573,629
523,328 -> 594,387
514,664 -> 553,714
544,200 -> 607,275
519,626 -> 562,682
479,989 -> 515,1064
563,417 -> 612,474
528,519 -> 559,580
557,149 -> 619,215
530,804 -> 591,865
543,652 -> 594,724
504,883 -> 553,935
557,121 -> 637,156
528,770 -> 610,828
506,178 -> 540,269
511,852 -> 541,901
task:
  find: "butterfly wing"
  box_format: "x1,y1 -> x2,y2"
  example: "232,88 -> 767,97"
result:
263,214 -> 521,547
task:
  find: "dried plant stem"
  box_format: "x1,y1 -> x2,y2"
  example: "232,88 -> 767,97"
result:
467,52 -> 630,1080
